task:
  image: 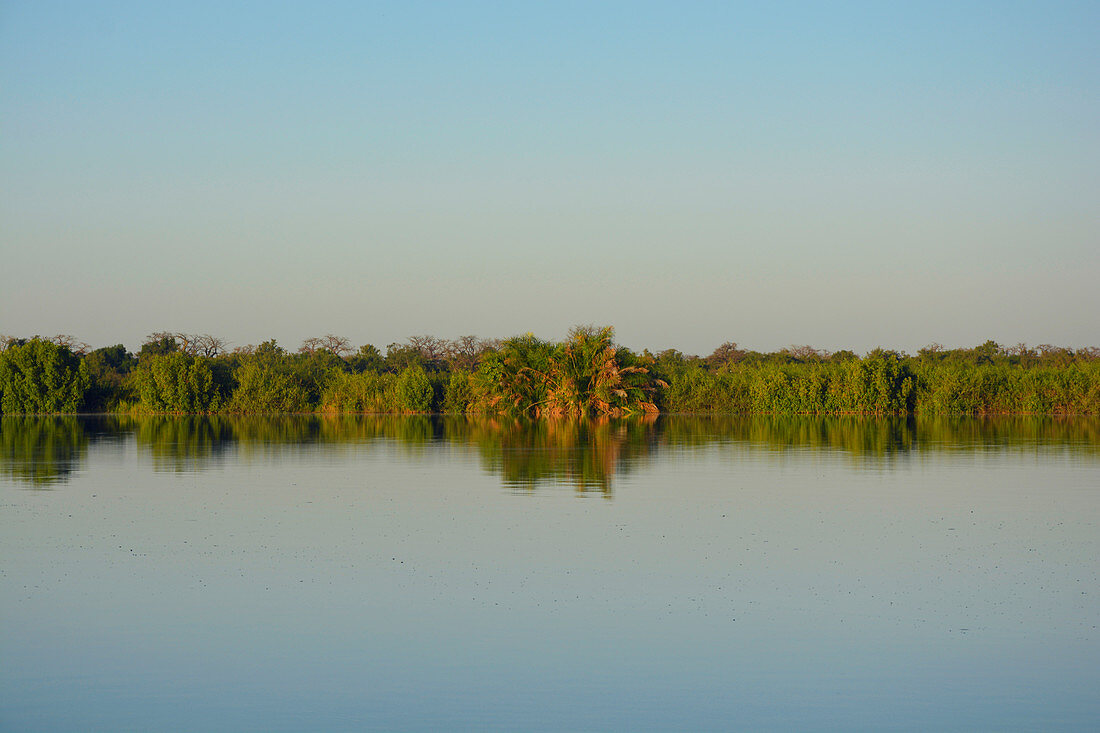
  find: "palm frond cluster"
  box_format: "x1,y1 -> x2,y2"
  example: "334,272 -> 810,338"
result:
465,327 -> 663,417
543,326 -> 663,417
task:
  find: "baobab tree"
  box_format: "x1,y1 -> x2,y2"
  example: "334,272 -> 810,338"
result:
50,335 -> 92,355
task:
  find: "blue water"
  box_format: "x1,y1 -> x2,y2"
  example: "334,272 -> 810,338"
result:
2,416 -> 1098,731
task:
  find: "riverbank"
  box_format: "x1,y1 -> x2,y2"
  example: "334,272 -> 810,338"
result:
3,331 -> 1098,416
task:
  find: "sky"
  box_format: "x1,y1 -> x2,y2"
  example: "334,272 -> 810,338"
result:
2,1 -> 1097,356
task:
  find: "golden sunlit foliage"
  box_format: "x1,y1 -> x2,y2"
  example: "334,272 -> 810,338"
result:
1,331 -> 1097,415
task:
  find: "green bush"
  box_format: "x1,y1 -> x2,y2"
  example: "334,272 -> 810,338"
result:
83,344 -> 137,410
0,338 -> 90,414
443,370 -> 474,413
664,356 -> 916,415
398,365 -> 434,412
133,353 -> 220,413
913,362 -> 1100,415
228,361 -> 309,413
320,371 -> 399,413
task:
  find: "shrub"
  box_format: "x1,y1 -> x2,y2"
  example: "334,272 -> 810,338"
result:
0,338 -> 90,414
443,370 -> 474,413
398,365 -> 434,412
228,361 -> 309,413
319,371 -> 399,413
133,353 -> 220,413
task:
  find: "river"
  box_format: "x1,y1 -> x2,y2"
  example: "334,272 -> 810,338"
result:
2,415 -> 1098,731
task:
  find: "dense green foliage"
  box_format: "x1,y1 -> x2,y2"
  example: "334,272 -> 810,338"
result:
83,344 -> 137,409
662,356 -> 1099,415
0,339 -> 90,413
133,352 -> 220,413
664,352 -> 916,414
912,362 -> 1100,415
459,327 -> 662,416
469,333 -> 555,414
0,330 -> 1097,415
229,360 -> 310,413
543,326 -> 661,417
398,365 -> 435,413
319,371 -> 399,413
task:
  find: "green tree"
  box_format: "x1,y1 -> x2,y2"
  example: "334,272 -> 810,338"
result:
860,349 -> 915,413
0,338 -> 90,414
138,333 -> 179,360
134,352 -> 220,412
472,333 -> 555,414
287,349 -> 346,406
84,344 -> 137,410
973,340 -> 1001,366
443,370 -> 474,413
384,342 -> 426,373
545,326 -> 661,417
228,360 -> 309,413
349,344 -> 384,373
707,342 -> 745,369
397,365 -> 434,412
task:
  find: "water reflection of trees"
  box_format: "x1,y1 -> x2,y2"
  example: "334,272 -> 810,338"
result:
662,416 -> 919,458
0,417 -> 89,486
661,415 -> 1100,458
128,416 -> 236,472
1,415 -> 1097,488
453,416 -> 660,496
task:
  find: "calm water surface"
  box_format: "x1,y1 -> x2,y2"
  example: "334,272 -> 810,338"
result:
2,416 -> 1098,731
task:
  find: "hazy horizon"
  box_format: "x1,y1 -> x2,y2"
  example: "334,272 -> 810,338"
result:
3,2 -> 1097,355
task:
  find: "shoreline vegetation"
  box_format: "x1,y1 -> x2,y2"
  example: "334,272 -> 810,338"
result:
1,327 -> 1098,417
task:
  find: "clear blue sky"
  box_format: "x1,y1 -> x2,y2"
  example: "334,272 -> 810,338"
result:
2,1 -> 1097,355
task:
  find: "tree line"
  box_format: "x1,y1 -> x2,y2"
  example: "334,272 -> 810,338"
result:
1,329 -> 1098,416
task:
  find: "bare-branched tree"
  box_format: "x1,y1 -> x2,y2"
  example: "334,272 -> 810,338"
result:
707,342 -> 745,367
194,334 -> 227,357
443,335 -> 492,371
299,337 -> 324,355
51,334 -> 91,355
176,332 -> 199,355
143,332 -> 225,357
783,344 -> 829,362
407,335 -> 446,361
917,343 -> 944,360
299,335 -> 352,357
320,334 -> 352,357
